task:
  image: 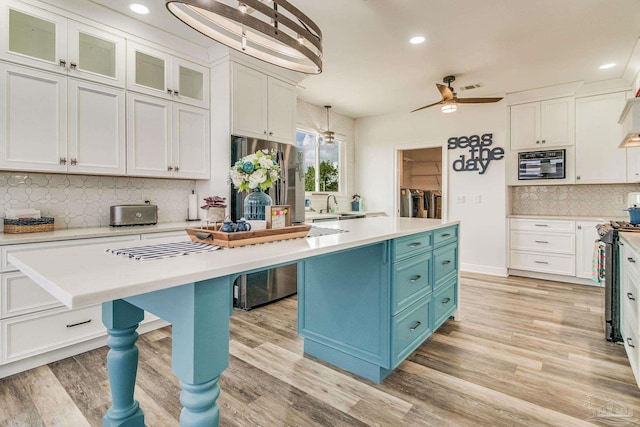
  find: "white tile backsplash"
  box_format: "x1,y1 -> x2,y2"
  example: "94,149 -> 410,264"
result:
0,172 -> 196,228
511,184 -> 640,218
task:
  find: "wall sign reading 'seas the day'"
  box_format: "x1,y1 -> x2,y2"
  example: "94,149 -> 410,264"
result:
447,133 -> 504,175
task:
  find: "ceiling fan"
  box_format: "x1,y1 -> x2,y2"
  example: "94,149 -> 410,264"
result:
410,75 -> 503,113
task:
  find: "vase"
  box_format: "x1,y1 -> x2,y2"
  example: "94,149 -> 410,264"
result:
243,188 -> 272,220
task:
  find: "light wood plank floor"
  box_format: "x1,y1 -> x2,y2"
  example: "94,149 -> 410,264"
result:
2,273 -> 640,426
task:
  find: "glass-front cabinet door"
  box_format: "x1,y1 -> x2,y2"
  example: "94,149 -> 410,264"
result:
67,21 -> 126,88
174,58 -> 209,108
127,42 -> 209,108
1,1 -> 67,74
1,1 -> 125,87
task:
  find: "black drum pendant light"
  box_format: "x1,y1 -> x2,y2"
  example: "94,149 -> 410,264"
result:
166,0 -> 323,74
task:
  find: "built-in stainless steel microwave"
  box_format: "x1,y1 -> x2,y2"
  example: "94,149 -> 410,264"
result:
518,149 -> 566,180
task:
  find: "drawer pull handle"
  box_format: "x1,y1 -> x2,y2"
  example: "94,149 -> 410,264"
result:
66,319 -> 92,328
442,297 -> 451,304
628,257 -> 636,263
409,321 -> 421,331
534,240 -> 549,244
628,292 -> 636,301
410,275 -> 421,283
534,224 -> 548,227
441,233 -> 451,238
442,260 -> 451,265
628,338 -> 636,348
409,242 -> 422,248
534,261 -> 548,264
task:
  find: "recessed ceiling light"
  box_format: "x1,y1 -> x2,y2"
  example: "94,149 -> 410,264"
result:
129,3 -> 149,15
599,63 -> 616,70
409,36 -> 426,45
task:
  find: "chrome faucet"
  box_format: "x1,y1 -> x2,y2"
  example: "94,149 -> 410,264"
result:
326,195 -> 337,213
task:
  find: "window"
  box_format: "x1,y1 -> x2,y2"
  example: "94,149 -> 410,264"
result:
296,129 -> 342,192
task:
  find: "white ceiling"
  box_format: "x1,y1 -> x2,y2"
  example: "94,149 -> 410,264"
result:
90,0 -> 640,119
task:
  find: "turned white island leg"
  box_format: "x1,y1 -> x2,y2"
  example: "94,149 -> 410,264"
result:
102,300 -> 145,427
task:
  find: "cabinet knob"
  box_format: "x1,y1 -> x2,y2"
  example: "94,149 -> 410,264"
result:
628,337 -> 636,348
576,176 -> 581,180
70,62 -> 77,70
167,89 -> 173,95
541,140 -> 546,144
269,131 -> 273,136
442,297 -> 451,304
70,158 -> 77,166
174,166 -> 180,172
628,292 -> 636,301
409,275 -> 421,283
59,157 -> 67,165
628,257 -> 636,263
173,90 -> 179,96
59,59 -> 67,68
536,140 -> 540,144
263,130 -> 268,135
577,225 -> 582,230
168,166 -> 174,171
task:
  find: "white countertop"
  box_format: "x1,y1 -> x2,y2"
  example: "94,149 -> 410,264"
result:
620,232 -> 640,251
304,211 -> 385,221
9,217 -> 457,310
508,214 -> 622,222
0,221 -> 200,245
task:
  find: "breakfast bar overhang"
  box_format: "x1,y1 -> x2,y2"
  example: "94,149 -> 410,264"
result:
8,218 -> 460,427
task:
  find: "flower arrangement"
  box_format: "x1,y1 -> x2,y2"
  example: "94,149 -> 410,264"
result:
229,149 -> 280,192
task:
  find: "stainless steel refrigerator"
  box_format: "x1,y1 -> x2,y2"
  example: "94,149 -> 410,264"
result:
230,135 -> 305,309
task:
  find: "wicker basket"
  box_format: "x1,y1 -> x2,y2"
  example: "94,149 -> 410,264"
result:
4,217 -> 55,234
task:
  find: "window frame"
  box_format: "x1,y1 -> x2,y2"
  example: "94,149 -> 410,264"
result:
296,127 -> 346,196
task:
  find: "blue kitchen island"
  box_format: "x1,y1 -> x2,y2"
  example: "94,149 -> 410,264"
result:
9,218 -> 459,427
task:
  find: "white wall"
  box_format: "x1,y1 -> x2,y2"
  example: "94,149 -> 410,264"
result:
355,102 -> 508,275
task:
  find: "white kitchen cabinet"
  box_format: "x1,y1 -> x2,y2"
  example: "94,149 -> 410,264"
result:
510,97 -> 574,150
0,232 -> 174,377
627,147 -> 640,182
575,92 -> 626,184
126,93 -> 209,179
232,62 -> 296,144
619,236 -> 640,387
0,0 -> 126,87
68,78 -> 126,175
127,41 -> 209,108
509,218 -> 576,276
575,220 -> 602,280
0,62 -> 67,172
0,62 -> 125,175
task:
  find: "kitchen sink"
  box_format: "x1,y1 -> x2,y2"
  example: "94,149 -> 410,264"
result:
337,213 -> 366,220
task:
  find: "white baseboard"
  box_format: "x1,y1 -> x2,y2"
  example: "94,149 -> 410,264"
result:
460,263 -> 508,277
508,269 -> 603,287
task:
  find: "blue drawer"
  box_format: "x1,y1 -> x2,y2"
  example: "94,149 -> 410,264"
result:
433,225 -> 458,248
433,279 -> 457,328
392,252 -> 432,315
433,242 -> 458,289
392,294 -> 431,367
392,232 -> 432,261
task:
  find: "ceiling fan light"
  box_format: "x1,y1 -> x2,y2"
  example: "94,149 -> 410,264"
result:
441,102 -> 457,113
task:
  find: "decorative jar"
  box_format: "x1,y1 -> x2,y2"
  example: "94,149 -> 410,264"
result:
244,188 -> 272,220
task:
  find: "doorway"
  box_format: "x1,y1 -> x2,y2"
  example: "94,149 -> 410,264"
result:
399,147 -> 443,218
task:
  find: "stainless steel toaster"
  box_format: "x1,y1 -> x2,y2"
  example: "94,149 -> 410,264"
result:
110,204 -> 158,226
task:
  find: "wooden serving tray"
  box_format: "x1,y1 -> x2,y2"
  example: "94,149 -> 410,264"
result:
186,224 -> 312,248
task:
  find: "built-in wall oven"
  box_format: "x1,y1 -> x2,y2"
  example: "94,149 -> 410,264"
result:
518,149 -> 566,180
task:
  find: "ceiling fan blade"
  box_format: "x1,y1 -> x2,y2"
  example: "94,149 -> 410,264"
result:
436,83 -> 454,100
410,100 -> 443,113
455,97 -> 503,104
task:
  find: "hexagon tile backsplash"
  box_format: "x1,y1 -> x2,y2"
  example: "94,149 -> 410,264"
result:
511,184 -> 640,218
0,172 -> 196,229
